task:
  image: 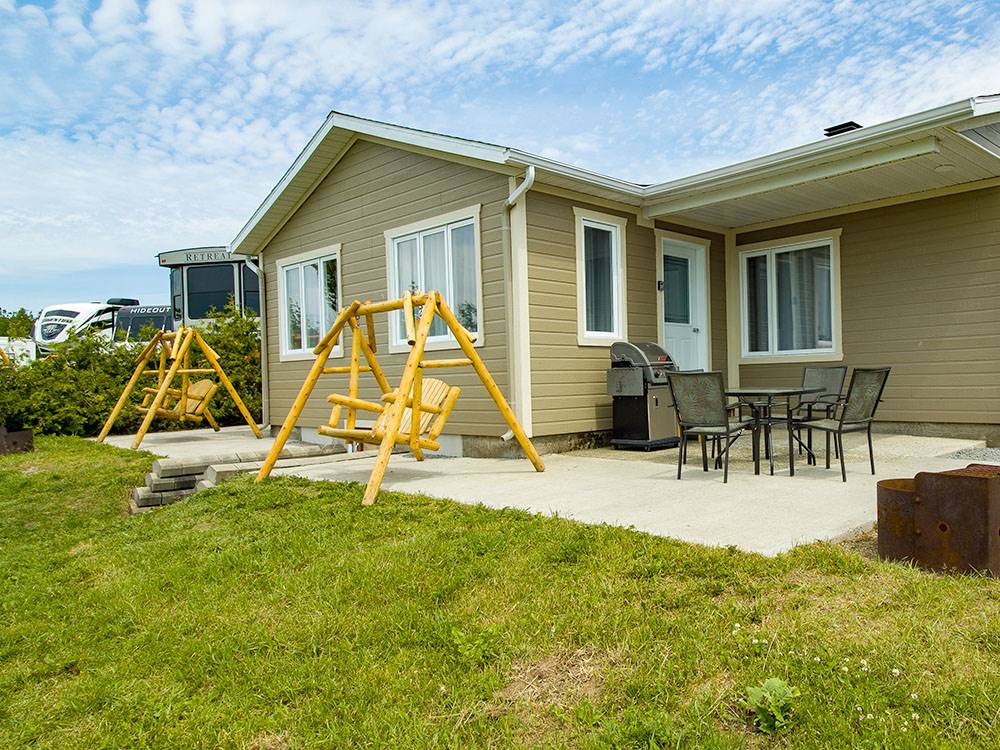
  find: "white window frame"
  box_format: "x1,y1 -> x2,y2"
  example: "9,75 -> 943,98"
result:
383,205 -> 484,354
277,243 -> 343,362
574,207 -> 628,346
738,229 -> 843,363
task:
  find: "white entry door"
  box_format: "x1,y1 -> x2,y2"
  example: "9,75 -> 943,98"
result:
658,238 -> 709,371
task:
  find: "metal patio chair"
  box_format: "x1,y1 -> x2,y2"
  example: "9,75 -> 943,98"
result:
668,371 -> 756,483
787,365 -> 848,463
797,367 -> 891,482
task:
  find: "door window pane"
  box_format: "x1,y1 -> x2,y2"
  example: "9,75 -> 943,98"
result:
583,223 -> 615,333
775,245 -> 832,351
422,230 -> 448,337
186,264 -> 235,319
284,266 -> 302,350
450,223 -> 478,333
303,262 -> 321,348
745,254 -> 769,353
241,265 -> 260,316
663,254 -> 690,324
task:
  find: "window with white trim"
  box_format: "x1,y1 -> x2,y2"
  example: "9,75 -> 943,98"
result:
279,249 -> 341,356
575,208 -> 627,345
386,213 -> 482,349
741,239 -> 835,356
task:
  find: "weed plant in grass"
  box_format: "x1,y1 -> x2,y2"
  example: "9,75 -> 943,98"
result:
1,438 -> 999,748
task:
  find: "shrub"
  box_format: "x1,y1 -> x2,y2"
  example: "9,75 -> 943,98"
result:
0,305 -> 261,437
745,677 -> 800,734
0,307 -> 36,338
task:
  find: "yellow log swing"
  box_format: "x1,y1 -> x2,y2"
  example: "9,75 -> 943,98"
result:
96,326 -> 263,449
256,290 -> 544,505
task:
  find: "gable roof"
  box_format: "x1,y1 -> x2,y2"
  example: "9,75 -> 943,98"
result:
230,95 -> 1000,254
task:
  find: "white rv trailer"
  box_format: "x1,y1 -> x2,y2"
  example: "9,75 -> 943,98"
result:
158,246 -> 260,326
31,298 -> 138,355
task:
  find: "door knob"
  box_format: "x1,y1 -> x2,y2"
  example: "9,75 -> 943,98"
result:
692,327 -> 700,333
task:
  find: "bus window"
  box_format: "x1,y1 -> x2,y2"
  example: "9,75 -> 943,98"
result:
170,268 -> 183,321
185,264 -> 236,319
242,264 -> 261,316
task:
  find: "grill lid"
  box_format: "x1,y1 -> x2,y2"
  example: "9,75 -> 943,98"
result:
610,341 -> 673,368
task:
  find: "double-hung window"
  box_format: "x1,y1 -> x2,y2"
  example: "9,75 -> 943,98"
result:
385,206 -> 483,351
740,233 -> 840,358
574,208 -> 627,345
278,245 -> 341,359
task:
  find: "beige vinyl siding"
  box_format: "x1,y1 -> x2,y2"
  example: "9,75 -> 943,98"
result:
523,192 -> 655,436
736,185 -> 1000,425
261,139 -> 511,436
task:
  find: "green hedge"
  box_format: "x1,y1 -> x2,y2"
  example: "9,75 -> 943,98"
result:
0,306 -> 261,436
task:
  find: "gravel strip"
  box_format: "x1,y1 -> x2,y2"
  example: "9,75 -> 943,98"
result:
945,446 -> 1000,463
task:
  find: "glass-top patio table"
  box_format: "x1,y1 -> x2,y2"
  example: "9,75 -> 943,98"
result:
725,386 -> 824,476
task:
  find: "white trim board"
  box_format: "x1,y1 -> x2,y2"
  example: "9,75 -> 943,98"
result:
573,207 -> 628,347
383,204 -> 486,355
736,229 -> 843,364
654,229 -> 712,371
276,243 -> 343,362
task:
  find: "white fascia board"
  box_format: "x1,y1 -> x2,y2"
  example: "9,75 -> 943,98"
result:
504,149 -> 646,199
644,136 -> 941,217
972,94 -> 1000,117
229,112 -> 512,256
229,113 -> 340,256
640,99 -> 976,202
331,112 -> 510,164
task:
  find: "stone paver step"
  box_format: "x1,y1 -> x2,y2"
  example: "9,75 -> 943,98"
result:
152,442 -> 343,478
132,485 -> 191,508
145,474 -> 198,492
202,452 -> 369,485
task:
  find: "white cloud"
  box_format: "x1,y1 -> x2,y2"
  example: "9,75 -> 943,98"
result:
90,0 -> 141,39
0,0 -> 998,283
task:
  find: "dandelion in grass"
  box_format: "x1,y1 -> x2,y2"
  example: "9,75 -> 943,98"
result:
912,712 -> 919,721
891,668 -> 901,677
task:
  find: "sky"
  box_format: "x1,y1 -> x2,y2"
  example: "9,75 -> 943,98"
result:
1,0 -> 998,312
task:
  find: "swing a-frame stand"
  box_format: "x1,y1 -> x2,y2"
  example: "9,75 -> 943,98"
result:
97,326 -> 263,450
256,291 -> 544,505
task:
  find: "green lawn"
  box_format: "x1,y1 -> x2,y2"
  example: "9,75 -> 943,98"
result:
1,438 -> 998,749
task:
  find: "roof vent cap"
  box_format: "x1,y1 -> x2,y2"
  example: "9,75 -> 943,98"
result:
824,121 -> 863,137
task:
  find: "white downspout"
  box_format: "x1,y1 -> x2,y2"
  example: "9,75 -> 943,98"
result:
505,164 -> 535,207
244,255 -> 269,429
502,166 -> 535,440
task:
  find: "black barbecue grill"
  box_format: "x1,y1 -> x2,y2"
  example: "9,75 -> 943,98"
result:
607,341 -> 679,450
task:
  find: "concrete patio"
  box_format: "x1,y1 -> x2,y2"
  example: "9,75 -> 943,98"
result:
101,427 -> 994,556
102,425 -> 285,459
274,432 -> 991,556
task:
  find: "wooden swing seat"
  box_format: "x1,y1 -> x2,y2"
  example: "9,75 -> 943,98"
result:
136,378 -> 220,429
318,377 -> 459,452
256,291 -> 542,505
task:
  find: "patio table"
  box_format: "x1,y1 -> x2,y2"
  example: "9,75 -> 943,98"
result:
725,386 -> 824,477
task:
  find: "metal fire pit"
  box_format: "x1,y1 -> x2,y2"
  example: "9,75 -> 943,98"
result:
0,426 -> 34,455
877,464 -> 1000,576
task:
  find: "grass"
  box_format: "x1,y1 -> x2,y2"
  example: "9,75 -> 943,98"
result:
1,437 -> 999,749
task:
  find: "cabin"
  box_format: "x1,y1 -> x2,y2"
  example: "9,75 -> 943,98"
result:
227,96 -> 1000,452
